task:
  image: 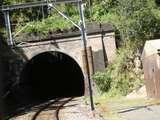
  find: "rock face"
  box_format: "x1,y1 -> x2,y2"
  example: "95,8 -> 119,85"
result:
134,56 -> 142,74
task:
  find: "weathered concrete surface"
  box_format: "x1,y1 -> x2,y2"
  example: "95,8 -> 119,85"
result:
16,32 -> 116,73
142,39 -> 160,99
0,24 -> 116,82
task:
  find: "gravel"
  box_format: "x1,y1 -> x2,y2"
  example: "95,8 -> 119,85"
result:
11,97 -> 104,120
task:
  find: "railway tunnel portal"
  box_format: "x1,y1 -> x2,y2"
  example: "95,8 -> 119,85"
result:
20,51 -> 84,100
0,23 -> 115,119
0,1 -> 116,119
0,47 -> 85,119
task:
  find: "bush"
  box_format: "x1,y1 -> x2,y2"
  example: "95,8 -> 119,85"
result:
92,0 -> 118,21
93,0 -> 160,45
93,41 -> 144,96
14,15 -> 79,37
93,68 -> 112,92
92,0 -> 159,97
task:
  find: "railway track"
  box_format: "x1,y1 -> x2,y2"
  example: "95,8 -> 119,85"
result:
10,97 -> 74,120
31,97 -> 74,120
10,97 -> 104,120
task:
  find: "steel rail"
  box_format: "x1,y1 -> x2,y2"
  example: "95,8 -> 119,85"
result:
4,98 -> 61,120
31,97 -> 73,120
55,97 -> 74,120
31,98 -> 61,120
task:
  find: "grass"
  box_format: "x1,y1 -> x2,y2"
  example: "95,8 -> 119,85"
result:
14,15 -> 79,38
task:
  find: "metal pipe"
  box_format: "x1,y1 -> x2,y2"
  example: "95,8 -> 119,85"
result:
3,11 -> 14,46
89,0 -> 93,6
78,1 -> 94,111
1,0 -> 82,11
88,0 -> 92,17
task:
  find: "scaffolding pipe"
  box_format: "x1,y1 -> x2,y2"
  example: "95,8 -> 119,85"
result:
3,11 -> 14,46
0,0 -> 81,11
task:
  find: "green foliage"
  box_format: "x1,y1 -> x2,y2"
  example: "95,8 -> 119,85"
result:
2,0 -> 160,43
93,70 -> 112,92
114,0 -> 160,42
64,4 -> 79,16
92,0 -> 160,45
1,0 -> 158,97
1,0 -> 41,5
93,41 -> 144,96
93,0 -> 159,96
92,0 -> 118,20
14,15 -> 78,37
1,1 -> 80,37
1,0 -> 49,36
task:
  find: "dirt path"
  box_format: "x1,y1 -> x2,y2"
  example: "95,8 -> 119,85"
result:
118,105 -> 160,120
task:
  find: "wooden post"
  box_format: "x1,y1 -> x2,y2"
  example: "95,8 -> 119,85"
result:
81,46 -> 94,96
87,46 -> 94,76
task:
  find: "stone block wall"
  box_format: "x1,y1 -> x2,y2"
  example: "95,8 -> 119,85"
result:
16,31 -> 116,73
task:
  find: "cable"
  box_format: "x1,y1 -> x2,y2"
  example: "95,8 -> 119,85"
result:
46,1 -> 81,30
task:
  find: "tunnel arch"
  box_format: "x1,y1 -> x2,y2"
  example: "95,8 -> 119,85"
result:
19,51 -> 85,102
3,51 -> 85,119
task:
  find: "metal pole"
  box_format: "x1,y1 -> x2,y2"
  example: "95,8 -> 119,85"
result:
1,0 -> 81,11
78,1 -> 94,111
90,0 -> 92,6
88,0 -> 92,17
4,11 -> 14,46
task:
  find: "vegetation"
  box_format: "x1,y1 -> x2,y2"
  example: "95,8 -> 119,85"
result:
14,15 -> 79,38
0,0 -> 81,39
93,0 -> 160,96
1,0 -> 160,96
94,94 -> 153,120
93,41 -> 144,96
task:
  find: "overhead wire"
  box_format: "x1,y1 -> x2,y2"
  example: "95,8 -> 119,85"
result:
46,1 -> 81,30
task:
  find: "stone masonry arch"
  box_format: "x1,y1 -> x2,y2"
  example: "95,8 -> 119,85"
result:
0,23 -> 116,119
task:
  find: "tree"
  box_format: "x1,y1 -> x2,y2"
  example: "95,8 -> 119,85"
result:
98,0 -> 160,45
93,0 -> 160,96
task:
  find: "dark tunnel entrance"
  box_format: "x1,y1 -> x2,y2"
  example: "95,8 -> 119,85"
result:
3,51 -> 84,119
21,51 -> 84,99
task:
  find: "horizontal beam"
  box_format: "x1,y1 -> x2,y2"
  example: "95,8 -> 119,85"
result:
1,0 -> 82,11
